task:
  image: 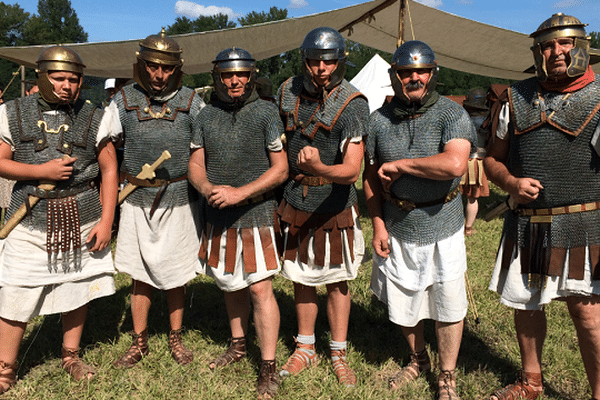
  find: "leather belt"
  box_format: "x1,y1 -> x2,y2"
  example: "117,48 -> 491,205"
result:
383,187 -> 460,211
291,173 -> 332,198
125,173 -> 188,187
236,190 -> 275,207
28,180 -> 95,199
517,201 -> 600,216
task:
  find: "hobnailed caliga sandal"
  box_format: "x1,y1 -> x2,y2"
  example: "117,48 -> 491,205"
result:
169,327 -> 193,365
113,329 -> 149,369
438,370 -> 461,400
389,348 -> 431,389
490,370 -> 543,400
209,336 -> 246,370
0,360 -> 17,394
61,346 -> 95,381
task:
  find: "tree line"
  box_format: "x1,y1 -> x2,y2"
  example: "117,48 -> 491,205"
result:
1,1 -> 599,101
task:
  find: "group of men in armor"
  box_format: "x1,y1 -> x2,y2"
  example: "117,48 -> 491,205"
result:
0,11 -> 598,400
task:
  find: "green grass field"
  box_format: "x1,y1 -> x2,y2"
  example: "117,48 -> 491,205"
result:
3,183 -> 591,399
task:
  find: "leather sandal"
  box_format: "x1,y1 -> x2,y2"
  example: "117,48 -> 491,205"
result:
257,359 -> 279,399
279,339 -> 316,377
438,370 -> 460,400
490,370 -> 543,400
169,327 -> 193,365
331,348 -> 357,387
389,348 -> 431,389
209,337 -> 246,370
114,329 -> 149,368
0,360 -> 17,394
61,346 -> 95,381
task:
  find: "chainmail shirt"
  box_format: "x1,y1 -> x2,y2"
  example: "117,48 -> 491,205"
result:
5,94 -> 104,231
503,76 -> 600,249
278,77 -> 369,213
113,84 -> 204,208
366,95 -> 476,245
192,97 -> 283,229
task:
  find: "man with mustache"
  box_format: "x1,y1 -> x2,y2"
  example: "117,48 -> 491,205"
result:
485,14 -> 600,400
363,40 -> 474,400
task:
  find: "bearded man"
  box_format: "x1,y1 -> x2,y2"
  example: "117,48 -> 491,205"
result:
485,14 -> 600,400
363,40 -> 474,400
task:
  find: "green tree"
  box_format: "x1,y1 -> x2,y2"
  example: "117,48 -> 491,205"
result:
0,2 -> 31,100
166,13 -> 235,36
22,0 -> 87,45
238,7 -> 289,89
591,31 -> 599,49
238,7 -> 287,26
166,14 -> 237,89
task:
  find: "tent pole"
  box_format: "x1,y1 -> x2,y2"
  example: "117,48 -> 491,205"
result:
20,65 -> 25,98
397,0 -> 406,48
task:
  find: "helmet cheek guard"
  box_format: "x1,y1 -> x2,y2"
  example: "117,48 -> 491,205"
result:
35,45 -> 85,104
211,48 -> 257,104
134,28 -> 184,97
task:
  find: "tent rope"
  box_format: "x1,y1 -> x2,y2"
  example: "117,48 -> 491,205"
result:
407,0 -> 415,41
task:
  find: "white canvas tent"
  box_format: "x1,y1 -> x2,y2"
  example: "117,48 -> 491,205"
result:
350,54 -> 394,113
0,0 -> 598,80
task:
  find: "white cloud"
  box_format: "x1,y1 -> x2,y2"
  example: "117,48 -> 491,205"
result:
415,0 -> 443,7
288,0 -> 309,9
174,1 -> 241,19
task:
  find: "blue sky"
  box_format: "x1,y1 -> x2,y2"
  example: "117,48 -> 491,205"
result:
10,0 -> 600,43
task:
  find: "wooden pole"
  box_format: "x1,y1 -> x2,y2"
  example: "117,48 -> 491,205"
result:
397,0 -> 406,48
20,65 -> 25,98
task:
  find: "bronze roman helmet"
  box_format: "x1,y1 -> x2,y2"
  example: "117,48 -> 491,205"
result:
134,28 -> 184,97
530,13 -> 590,81
36,45 -> 85,104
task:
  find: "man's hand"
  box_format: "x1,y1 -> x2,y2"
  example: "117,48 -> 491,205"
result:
372,226 -> 391,258
378,161 -> 402,192
208,185 -> 246,209
297,146 -> 323,175
42,156 -> 77,181
509,177 -> 544,204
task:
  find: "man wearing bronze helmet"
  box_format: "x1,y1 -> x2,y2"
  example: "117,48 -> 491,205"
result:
276,26 -> 368,387
188,47 -> 287,399
485,13 -> 600,400
0,45 -> 118,392
364,40 -> 474,400
110,29 -> 204,368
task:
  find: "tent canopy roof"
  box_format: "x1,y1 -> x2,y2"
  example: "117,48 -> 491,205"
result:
0,0 -> 597,80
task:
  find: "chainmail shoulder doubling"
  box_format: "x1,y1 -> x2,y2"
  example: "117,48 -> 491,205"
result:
510,77 -> 600,136
115,84 -> 202,208
5,95 -> 103,231
199,99 -> 282,229
504,76 -> 600,249
279,78 -> 369,213
367,96 -> 475,244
